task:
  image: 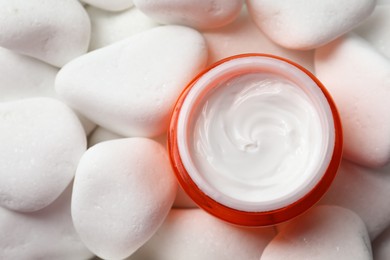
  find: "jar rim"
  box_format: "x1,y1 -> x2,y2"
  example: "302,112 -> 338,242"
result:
168,53 -> 343,226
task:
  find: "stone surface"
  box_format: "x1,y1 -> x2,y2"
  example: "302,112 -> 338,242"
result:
56,25 -> 207,137
355,5 -> 390,59
202,7 -> 314,71
130,209 -> 275,260
0,97 -> 86,212
72,138 -> 177,259
315,34 -> 390,168
88,126 -> 124,148
133,0 -> 243,29
87,5 -> 159,51
247,0 -> 375,50
0,0 -> 91,67
0,47 -> 58,101
82,0 -> 133,12
320,160 -> 390,240
0,184 -> 93,260
0,47 -> 95,135
261,205 -> 372,260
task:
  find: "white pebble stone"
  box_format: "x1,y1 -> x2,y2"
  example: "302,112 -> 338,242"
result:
0,0 -> 91,67
247,0 -> 376,50
56,25 -> 207,137
0,184 -> 93,259
320,160 -> 390,240
0,47 -> 58,101
373,227 -> 390,260
202,6 -> 314,71
74,112 -> 96,136
152,133 -> 197,208
133,0 -> 243,30
87,5 -> 159,51
261,205 -> 372,260
0,47 -> 96,135
82,0 -> 133,12
315,34 -> 390,168
88,127 -> 124,147
130,209 -> 275,260
72,138 -> 177,259
87,127 -> 196,209
0,97 -> 86,212
355,5 -> 390,59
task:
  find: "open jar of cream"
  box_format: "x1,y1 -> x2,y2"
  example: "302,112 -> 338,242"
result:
168,54 -> 343,226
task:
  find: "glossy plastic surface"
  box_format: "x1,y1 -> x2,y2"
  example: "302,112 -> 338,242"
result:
168,53 -> 343,226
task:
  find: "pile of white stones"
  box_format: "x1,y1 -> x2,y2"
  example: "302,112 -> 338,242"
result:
1,0 -> 390,259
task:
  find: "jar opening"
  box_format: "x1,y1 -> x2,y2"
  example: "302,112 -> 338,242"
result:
168,54 -> 342,226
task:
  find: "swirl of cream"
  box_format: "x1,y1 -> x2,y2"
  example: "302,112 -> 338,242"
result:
190,73 -> 325,208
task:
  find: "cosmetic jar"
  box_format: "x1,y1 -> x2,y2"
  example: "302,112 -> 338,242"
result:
168,54 -> 343,226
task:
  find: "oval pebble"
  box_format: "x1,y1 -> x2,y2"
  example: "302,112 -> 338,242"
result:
0,184 -> 93,260
315,34 -> 390,168
202,6 -> 314,71
320,160 -> 390,240
130,209 -> 275,260
0,0 -> 91,67
0,47 -> 58,102
86,127 -> 195,209
0,97 -> 86,212
133,0 -> 243,30
72,138 -> 177,259
87,5 -> 159,51
247,0 -> 375,50
262,205 -> 372,260
56,25 -> 208,137
0,47 -> 96,135
81,0 -> 133,12
355,5 -> 390,59
88,126 -> 124,148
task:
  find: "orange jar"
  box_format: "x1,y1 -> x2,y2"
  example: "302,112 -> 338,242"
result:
168,54 -> 343,226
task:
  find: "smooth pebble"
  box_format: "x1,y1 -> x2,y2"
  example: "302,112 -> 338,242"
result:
88,126 -> 124,147
202,6 -> 314,71
262,205 -> 372,260
74,112 -> 96,136
87,127 -> 197,208
315,34 -> 390,168
0,184 -> 93,260
247,0 -> 375,50
355,5 -> 390,59
0,47 -> 58,101
0,47 -> 96,135
56,25 -> 208,137
130,209 -> 275,260
88,126 -> 166,147
87,5 -> 159,51
133,0 -> 243,30
0,0 -> 90,67
0,98 -> 86,212
72,138 -> 177,259
81,0 -> 133,12
320,160 -> 390,240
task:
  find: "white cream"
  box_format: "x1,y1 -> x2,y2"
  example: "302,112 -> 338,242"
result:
177,56 -> 335,212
